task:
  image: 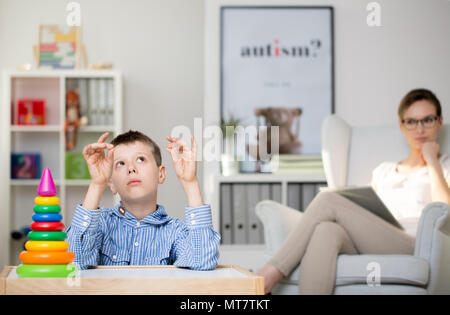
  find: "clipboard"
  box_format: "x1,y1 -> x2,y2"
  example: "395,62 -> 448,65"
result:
322,186 -> 403,229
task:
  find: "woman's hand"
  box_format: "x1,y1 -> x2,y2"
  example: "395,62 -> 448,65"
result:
421,141 -> 440,166
82,132 -> 115,187
166,135 -> 198,184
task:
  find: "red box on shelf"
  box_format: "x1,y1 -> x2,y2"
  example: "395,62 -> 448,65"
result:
16,99 -> 46,125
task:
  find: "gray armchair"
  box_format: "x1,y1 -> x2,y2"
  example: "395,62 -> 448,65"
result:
256,115 -> 450,294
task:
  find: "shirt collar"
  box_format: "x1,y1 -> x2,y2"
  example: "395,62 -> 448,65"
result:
112,202 -> 172,225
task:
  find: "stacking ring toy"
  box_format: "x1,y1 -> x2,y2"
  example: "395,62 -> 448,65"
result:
30,221 -> 65,231
32,213 -> 62,222
19,251 -> 75,264
28,231 -> 67,241
16,264 -> 77,278
33,205 -> 61,213
25,241 -> 69,252
34,196 -> 60,205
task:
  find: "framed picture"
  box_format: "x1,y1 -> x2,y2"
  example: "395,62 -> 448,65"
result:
221,6 -> 334,156
36,25 -> 81,69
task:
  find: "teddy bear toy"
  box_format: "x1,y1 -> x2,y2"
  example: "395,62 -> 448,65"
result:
248,107 -> 302,160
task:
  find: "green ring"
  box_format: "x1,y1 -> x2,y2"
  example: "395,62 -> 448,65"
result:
28,231 -> 67,241
33,205 -> 61,213
16,264 -> 77,278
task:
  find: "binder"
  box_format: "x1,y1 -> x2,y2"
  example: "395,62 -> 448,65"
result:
88,79 -> 98,125
78,79 -> 89,119
220,184 -> 233,244
302,183 -> 316,211
246,184 -> 263,244
259,183 -> 271,202
287,183 -> 301,211
271,183 -> 282,203
232,184 -> 247,244
98,79 -> 107,125
106,79 -> 114,125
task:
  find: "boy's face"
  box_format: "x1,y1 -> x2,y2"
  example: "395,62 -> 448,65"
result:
108,141 -> 165,203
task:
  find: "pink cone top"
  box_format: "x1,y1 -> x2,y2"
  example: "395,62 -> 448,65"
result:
37,168 -> 57,197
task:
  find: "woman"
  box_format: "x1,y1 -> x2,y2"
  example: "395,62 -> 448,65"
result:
257,89 -> 450,295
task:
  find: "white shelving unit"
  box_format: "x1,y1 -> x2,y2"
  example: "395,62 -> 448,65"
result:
1,69 -> 123,267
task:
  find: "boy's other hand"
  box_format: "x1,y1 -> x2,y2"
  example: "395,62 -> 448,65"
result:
166,135 -> 198,184
82,132 -> 115,187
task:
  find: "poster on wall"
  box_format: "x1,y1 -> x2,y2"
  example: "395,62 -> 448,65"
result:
221,6 -> 334,158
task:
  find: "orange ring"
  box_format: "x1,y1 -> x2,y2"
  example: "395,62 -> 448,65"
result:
25,241 -> 69,252
19,251 -> 75,264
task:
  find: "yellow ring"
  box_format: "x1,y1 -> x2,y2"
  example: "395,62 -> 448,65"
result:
35,196 -> 60,205
25,241 -> 69,252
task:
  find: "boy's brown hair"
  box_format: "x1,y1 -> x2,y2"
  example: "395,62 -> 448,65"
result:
110,130 -> 162,166
398,89 -> 442,119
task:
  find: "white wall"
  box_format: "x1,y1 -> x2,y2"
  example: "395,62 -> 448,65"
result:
204,0 -> 450,128
0,0 -> 449,220
0,0 -> 205,220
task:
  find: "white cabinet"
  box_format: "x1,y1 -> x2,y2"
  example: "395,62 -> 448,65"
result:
1,70 -> 123,267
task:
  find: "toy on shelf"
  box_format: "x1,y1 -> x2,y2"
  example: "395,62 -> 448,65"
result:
16,99 -> 46,125
65,90 -> 81,151
34,25 -> 85,69
16,168 -> 77,278
11,153 -> 41,179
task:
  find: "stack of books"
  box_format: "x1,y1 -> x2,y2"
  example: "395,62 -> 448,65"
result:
270,154 -> 324,174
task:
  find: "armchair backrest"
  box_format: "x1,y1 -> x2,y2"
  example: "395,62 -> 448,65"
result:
321,115 -> 450,188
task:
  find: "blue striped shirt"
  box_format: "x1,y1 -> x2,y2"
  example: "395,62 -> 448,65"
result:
66,203 -> 221,270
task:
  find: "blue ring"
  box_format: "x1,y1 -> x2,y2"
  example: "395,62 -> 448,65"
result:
32,213 -> 62,222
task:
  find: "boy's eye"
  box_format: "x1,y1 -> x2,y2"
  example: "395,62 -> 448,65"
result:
116,161 -> 124,167
137,156 -> 145,163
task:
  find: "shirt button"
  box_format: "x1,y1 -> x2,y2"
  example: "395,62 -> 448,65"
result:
191,220 -> 196,225
190,213 -> 195,218
83,215 -> 89,220
112,255 -> 117,260
136,222 -> 140,227
82,222 -> 88,227
134,242 -> 139,247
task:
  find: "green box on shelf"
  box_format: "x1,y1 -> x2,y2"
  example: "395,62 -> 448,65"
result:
65,152 -> 90,180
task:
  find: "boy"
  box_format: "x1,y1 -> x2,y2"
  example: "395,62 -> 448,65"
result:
66,131 -> 221,270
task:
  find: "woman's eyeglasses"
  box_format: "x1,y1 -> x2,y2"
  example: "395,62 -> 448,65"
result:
401,115 -> 440,130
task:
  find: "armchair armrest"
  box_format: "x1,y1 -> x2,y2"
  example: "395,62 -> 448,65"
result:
255,200 -> 303,255
335,254 -> 429,286
413,202 -> 450,294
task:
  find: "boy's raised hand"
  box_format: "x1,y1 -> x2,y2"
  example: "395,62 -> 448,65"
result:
82,132 -> 115,186
166,135 -> 198,184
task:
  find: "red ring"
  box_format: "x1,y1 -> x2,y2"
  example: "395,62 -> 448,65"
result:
30,221 -> 65,232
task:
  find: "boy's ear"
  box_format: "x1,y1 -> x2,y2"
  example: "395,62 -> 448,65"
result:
108,178 -> 118,195
158,165 -> 166,184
